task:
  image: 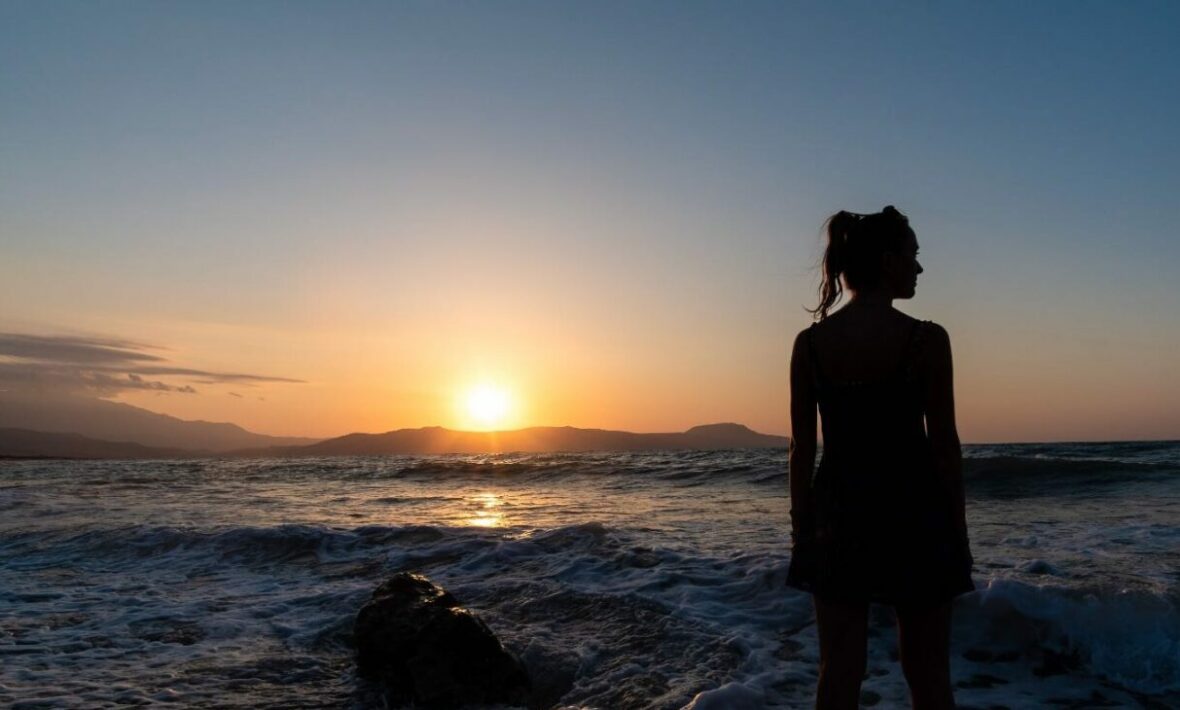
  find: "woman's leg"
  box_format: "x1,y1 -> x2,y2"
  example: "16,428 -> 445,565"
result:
813,595 -> 869,710
895,601 -> 955,710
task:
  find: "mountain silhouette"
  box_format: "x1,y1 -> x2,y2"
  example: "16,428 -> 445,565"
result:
245,423 -> 788,457
0,428 -> 192,459
0,393 -> 318,452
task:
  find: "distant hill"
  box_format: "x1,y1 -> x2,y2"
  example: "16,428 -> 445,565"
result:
248,422 -> 789,457
0,428 -> 192,459
0,393 -> 318,452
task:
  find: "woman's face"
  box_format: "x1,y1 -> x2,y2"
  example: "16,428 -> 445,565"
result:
885,231 -> 923,299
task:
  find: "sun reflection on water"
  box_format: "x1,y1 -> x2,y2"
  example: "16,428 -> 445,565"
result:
466,492 -> 505,527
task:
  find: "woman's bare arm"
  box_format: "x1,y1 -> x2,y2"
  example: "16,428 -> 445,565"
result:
789,330 -> 818,537
923,324 -> 967,535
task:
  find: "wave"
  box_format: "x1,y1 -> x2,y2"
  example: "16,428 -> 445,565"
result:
966,440 -> 1180,466
8,447 -> 1176,494
961,455 -> 1177,496
961,577 -> 1180,694
312,449 -> 1176,489
0,523 -> 460,570
291,450 -> 794,487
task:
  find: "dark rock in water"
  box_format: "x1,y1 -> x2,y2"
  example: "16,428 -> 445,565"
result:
1016,559 -> 1059,575
354,573 -> 530,709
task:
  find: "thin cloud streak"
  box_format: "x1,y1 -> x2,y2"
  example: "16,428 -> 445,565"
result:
0,331 -> 303,397
89,365 -> 304,384
0,333 -> 165,364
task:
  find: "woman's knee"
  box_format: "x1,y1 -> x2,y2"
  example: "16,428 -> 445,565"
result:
816,598 -> 869,649
818,646 -> 867,681
896,601 -> 951,646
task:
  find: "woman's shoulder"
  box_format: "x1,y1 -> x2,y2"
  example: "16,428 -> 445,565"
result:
791,323 -> 817,360
908,319 -> 952,372
912,318 -> 950,345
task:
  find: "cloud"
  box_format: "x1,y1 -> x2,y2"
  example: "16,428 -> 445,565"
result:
0,331 -> 303,398
87,365 -> 303,385
0,333 -> 164,364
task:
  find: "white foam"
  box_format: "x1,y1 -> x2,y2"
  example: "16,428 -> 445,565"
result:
683,681 -> 765,709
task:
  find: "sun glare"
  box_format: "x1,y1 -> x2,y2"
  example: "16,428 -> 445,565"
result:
465,385 -> 511,428
465,492 -> 505,527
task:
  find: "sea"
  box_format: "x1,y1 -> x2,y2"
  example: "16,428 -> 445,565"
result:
1,443 -> 1178,709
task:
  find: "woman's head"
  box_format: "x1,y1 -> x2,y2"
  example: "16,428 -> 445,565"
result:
808,205 -> 922,320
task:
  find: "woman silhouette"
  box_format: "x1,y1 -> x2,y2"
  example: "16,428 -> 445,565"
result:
786,206 -> 974,709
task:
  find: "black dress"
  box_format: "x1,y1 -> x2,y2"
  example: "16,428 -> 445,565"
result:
785,320 -> 975,607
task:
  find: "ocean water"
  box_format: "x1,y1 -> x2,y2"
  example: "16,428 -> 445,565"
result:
1,444 -> 1178,709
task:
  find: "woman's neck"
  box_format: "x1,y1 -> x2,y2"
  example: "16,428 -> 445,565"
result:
848,290 -> 895,310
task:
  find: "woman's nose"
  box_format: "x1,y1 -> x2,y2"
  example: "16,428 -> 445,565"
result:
916,261 -> 924,274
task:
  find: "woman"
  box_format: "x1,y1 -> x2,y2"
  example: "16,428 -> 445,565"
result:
785,206 -> 974,710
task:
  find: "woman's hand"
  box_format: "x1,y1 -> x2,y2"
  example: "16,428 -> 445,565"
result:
790,506 -> 816,543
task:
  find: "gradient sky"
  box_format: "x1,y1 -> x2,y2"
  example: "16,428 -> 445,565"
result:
3,1 -> 1179,442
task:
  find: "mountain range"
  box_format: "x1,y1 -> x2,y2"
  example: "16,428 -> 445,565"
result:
0,395 -> 788,458
246,422 -> 789,457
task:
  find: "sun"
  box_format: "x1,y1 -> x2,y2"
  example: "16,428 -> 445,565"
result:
465,384 -> 511,428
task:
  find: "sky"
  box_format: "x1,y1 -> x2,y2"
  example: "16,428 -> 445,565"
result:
2,1 -> 1179,442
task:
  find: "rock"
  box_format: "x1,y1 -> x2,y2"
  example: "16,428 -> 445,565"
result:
1016,559 -> 1059,575
354,573 -> 530,709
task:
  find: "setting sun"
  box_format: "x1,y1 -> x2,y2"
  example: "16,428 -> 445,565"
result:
465,385 -> 511,428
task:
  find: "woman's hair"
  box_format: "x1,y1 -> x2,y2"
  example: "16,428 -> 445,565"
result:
808,205 -> 914,321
